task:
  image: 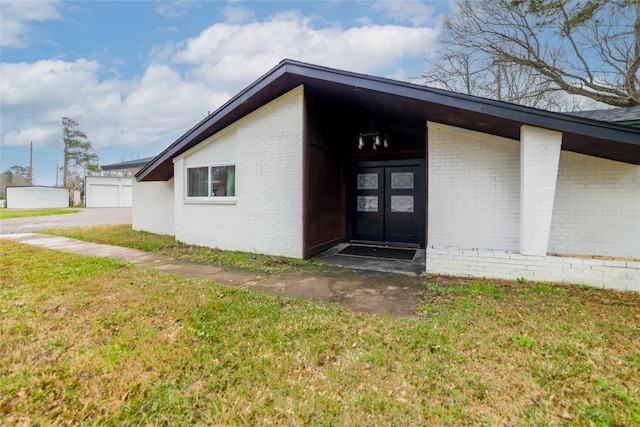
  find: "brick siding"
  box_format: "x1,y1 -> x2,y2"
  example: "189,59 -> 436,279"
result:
173,86 -> 304,258
427,122 -> 639,291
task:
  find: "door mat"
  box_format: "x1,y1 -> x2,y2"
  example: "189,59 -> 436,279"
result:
338,245 -> 417,261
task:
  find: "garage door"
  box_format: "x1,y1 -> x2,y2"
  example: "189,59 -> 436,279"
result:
88,184 -> 120,207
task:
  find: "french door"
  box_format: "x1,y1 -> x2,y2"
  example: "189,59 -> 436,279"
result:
352,161 -> 425,246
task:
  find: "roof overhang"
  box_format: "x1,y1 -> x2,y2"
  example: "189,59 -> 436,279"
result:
102,157 -> 155,173
137,59 -> 640,182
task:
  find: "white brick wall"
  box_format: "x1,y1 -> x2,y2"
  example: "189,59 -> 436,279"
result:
427,122 -> 639,291
549,151 -> 640,259
519,125 -> 562,256
427,122 -> 520,251
426,247 -> 640,292
132,178 -> 175,236
173,86 -> 304,258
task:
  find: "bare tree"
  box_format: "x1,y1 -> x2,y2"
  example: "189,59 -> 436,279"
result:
423,0 -> 640,109
423,49 -> 575,110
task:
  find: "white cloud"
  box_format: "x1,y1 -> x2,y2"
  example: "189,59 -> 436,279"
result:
221,0 -> 255,23
118,64 -> 219,130
171,11 -> 438,90
1,4 -> 440,184
3,9 -> 438,138
0,0 -> 63,47
0,57 -> 223,154
155,1 -> 203,19
371,0 -> 440,26
1,59 -> 120,149
2,59 -> 104,113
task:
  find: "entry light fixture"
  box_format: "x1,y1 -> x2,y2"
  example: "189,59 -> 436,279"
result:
358,132 -> 389,150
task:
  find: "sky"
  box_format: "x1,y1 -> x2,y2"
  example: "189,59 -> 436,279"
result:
1,0 -> 451,186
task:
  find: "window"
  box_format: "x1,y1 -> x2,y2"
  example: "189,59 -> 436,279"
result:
187,167 -> 208,197
187,165 -> 235,198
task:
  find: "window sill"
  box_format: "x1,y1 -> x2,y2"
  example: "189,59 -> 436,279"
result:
184,197 -> 237,205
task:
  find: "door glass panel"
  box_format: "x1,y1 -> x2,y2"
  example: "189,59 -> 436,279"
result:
357,173 -> 378,189
391,195 -> 414,212
357,196 -> 378,212
391,172 -> 414,189
353,164 -> 423,246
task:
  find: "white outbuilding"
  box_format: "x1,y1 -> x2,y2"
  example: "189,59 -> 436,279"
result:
5,186 -> 69,209
84,176 -> 133,208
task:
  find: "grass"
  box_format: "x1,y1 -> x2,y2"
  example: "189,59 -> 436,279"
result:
43,224 -> 178,252
42,224 -> 318,274
0,208 -> 80,220
1,241 -> 639,425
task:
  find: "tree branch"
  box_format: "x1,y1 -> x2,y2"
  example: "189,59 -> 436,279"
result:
423,0 -> 640,108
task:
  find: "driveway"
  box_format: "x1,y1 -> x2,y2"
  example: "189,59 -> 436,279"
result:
0,208 -> 131,234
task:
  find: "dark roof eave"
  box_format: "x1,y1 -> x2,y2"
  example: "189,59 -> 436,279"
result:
305,65 -> 640,143
137,59 -> 640,182
283,61 -> 640,142
102,157 -> 155,172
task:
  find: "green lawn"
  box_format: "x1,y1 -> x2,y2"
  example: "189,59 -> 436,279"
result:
0,208 -> 80,220
1,241 -> 639,425
42,224 -> 318,274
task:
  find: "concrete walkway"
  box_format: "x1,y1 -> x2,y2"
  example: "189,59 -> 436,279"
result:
1,233 -> 427,317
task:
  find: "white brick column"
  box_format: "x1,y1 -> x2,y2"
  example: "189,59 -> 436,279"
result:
520,125 -> 562,256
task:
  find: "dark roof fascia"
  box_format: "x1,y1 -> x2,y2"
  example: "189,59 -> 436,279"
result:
102,157 -> 155,172
287,61 -> 640,144
137,59 -> 640,181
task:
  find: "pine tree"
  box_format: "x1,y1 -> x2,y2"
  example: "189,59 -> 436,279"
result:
62,116 -> 99,189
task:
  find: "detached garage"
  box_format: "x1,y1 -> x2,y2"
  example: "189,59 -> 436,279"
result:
6,186 -> 69,208
85,176 -> 132,208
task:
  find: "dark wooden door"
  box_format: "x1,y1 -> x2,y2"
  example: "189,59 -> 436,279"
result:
353,166 -> 384,243
352,163 -> 424,246
384,165 -> 424,245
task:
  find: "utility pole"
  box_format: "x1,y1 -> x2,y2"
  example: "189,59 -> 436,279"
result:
63,145 -> 68,189
56,162 -> 59,187
29,141 -> 33,185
